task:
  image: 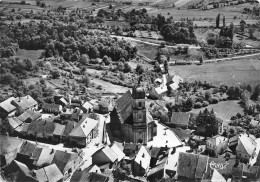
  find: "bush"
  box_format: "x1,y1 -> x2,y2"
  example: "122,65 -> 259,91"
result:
211,97 -> 219,104
202,101 -> 209,107
194,102 -> 202,108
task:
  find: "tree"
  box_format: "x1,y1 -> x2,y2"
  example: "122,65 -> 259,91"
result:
51,69 -> 60,79
195,108 -> 220,137
136,64 -> 145,74
216,13 -> 220,28
251,84 -> 260,101
82,75 -> 91,87
124,62 -> 132,73
249,27 -> 256,39
223,16 -> 226,27
240,20 -> 246,32
21,0 -> 26,5
205,91 -> 212,101
117,62 -> 124,72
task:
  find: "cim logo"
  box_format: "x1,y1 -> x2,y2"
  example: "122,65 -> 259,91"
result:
209,161 -> 229,170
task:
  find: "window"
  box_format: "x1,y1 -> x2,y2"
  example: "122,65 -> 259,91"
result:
138,113 -> 142,119
139,102 -> 142,108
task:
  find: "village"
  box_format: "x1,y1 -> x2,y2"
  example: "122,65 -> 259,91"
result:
1,61 -> 260,181
0,0 -> 260,181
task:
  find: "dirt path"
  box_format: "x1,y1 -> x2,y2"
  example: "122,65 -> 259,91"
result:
110,35 -> 201,49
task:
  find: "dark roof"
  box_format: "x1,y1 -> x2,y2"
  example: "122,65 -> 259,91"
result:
243,164 -> 259,179
52,150 -> 78,173
4,160 -> 37,182
195,154 -> 208,179
30,147 -> 43,161
0,136 -> 23,156
42,103 -> 61,111
170,128 -> 192,142
124,143 -> 139,151
19,141 -> 37,157
88,172 -> 109,182
170,112 -> 190,126
63,120 -> 76,136
147,161 -> 166,177
177,152 -> 199,179
115,90 -> 133,123
27,120 -> 56,135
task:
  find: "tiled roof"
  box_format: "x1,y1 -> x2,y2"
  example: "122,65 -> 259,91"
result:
115,90 -> 133,123
31,147 -> 43,161
53,124 -> 65,136
70,170 -> 90,182
42,103 -> 61,111
177,152 -> 199,179
0,97 -> 16,113
82,102 -> 93,110
63,120 -> 76,136
35,147 -> 56,167
59,98 -> 68,105
237,133 -> 257,156
195,154 -> 208,179
170,112 -> 190,126
19,141 -> 37,157
170,128 -> 192,142
243,164 -> 259,179
35,164 -> 63,182
44,164 -> 64,182
147,161 -> 166,177
52,150 -> 78,173
27,120 -> 57,135
111,143 -> 125,162
211,169 -> 226,181
8,117 -> 23,129
18,110 -> 41,122
21,123 -> 30,133
101,146 -> 118,163
88,172 -> 109,182
207,135 -> 228,146
0,136 -> 23,155
69,115 -> 99,138
135,145 -> 151,170
12,95 -> 37,110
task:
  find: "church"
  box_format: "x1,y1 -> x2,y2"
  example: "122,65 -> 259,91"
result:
110,85 -> 157,144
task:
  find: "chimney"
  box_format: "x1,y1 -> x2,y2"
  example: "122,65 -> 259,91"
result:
50,149 -> 54,154
27,95 -> 29,99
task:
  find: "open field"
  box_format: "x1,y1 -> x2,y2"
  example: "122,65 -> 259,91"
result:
147,3 -> 257,21
191,100 -> 244,125
170,58 -> 260,87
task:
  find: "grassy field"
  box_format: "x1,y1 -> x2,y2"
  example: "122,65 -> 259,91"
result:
170,58 -> 260,87
191,100 -> 244,125
147,3 -> 256,21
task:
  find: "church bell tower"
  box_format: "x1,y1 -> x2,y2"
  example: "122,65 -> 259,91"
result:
132,84 -> 147,144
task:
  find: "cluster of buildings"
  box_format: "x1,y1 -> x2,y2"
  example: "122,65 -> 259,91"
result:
1,82 -> 260,181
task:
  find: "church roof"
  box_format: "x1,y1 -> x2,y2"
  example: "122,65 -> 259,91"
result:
115,90 -> 133,123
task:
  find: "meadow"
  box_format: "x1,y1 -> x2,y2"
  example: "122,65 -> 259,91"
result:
169,58 -> 260,87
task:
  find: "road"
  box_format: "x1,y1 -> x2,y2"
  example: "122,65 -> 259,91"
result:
110,35 -> 201,49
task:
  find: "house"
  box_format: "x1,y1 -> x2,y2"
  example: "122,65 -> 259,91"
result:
206,135 -> 228,156
71,171 -> 109,182
236,133 -> 257,163
27,119 -> 64,141
62,120 -> 77,142
169,112 -> 190,129
12,95 -> 38,112
18,110 -> 41,123
177,152 -> 199,180
0,97 -> 16,118
3,160 -> 37,182
111,143 -> 125,162
42,103 -> 62,115
0,136 -> 23,167
170,128 -> 194,143
242,164 -> 259,179
7,117 -> 23,134
92,145 -> 118,166
16,141 -> 37,166
68,115 -> 99,147
202,168 -> 226,182
133,145 -> 151,176
147,161 -> 166,182
34,163 -> 63,182
167,75 -> 183,91
82,101 -> 94,113
51,150 -> 82,175
34,147 -> 56,167
123,143 -> 140,159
